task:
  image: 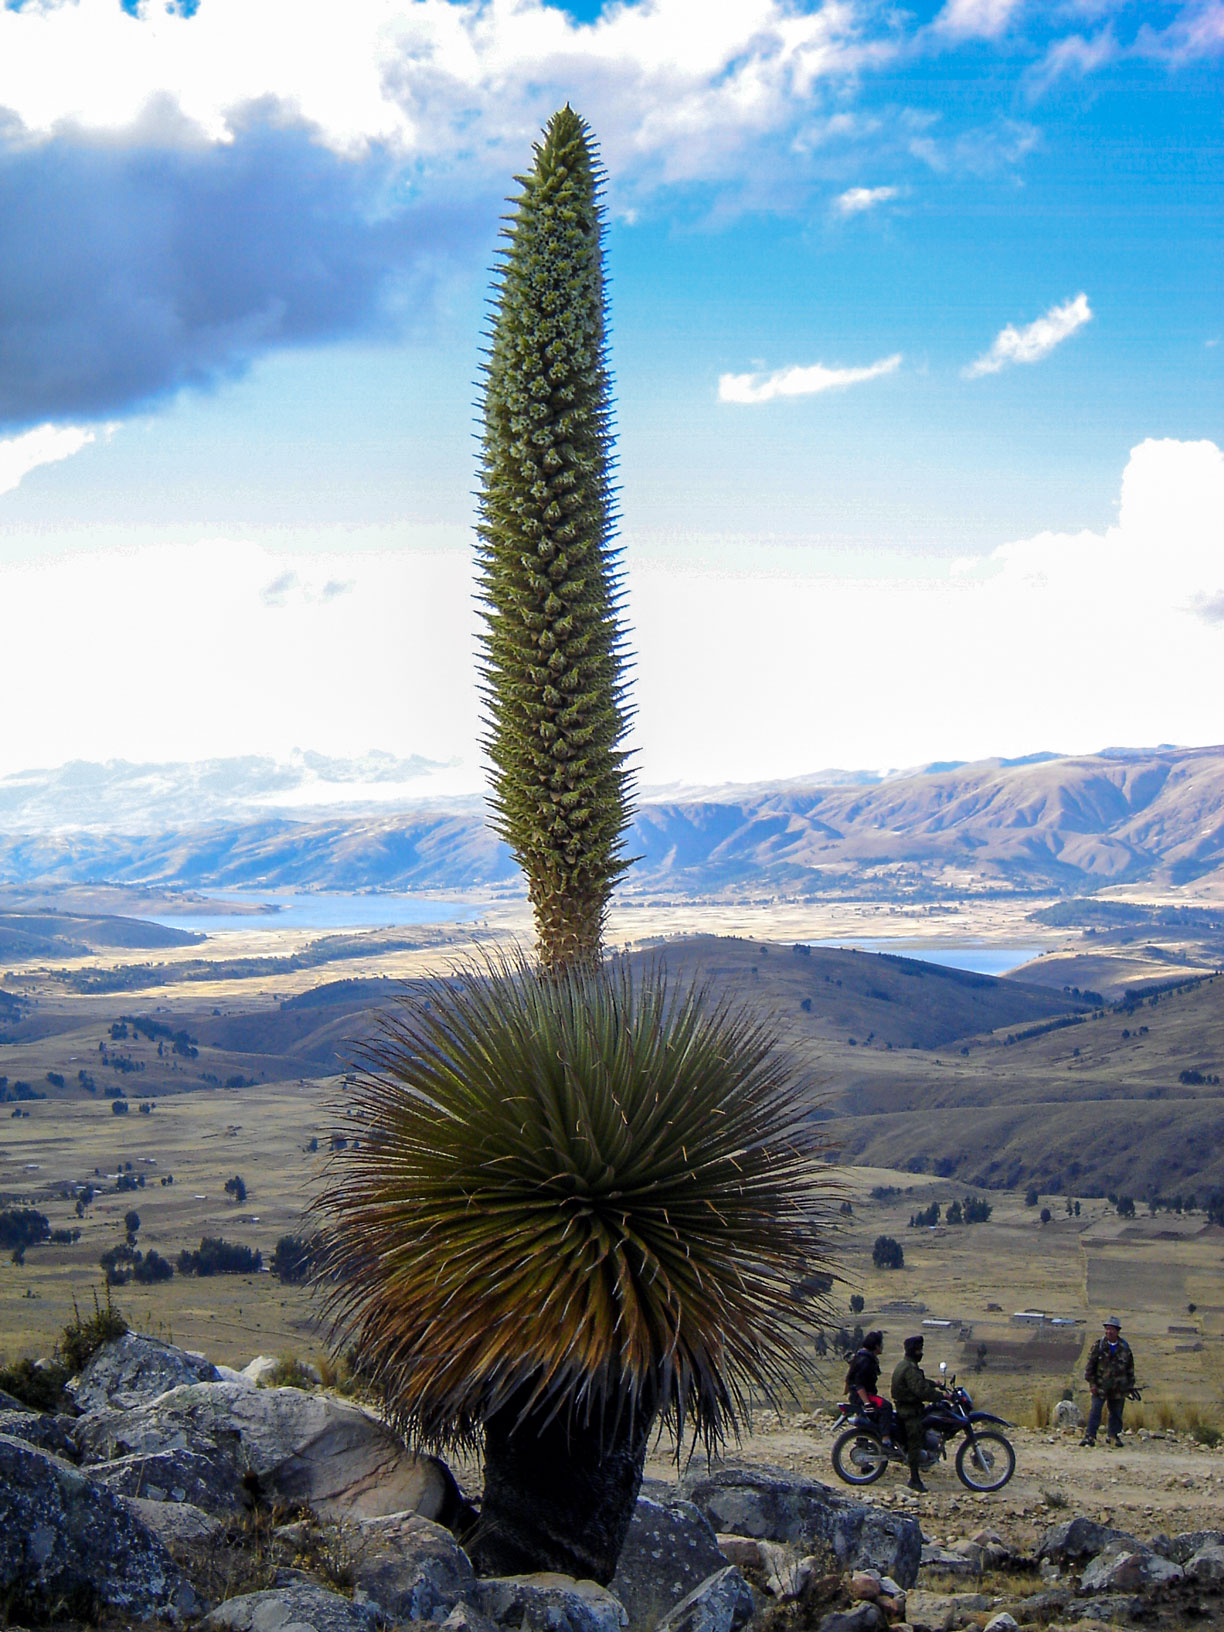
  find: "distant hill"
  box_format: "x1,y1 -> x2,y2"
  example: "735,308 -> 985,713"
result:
0,743 -> 1221,898
0,911 -> 202,965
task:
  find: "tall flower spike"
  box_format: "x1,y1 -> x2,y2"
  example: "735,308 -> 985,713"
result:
476,105 -> 633,977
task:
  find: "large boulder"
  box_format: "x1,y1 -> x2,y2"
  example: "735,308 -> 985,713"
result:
348,1511 -> 477,1621
654,1568 -> 756,1632
474,1573 -> 628,1632
680,1464 -> 922,1589
610,1494 -> 733,1630
74,1379 -> 450,1519
1051,1400 -> 1083,1430
0,1407 -> 78,1460
1185,1544 -> 1224,1584
129,1495 -> 225,1545
203,1584 -> 379,1632
0,1433 -> 195,1622
87,1443 -> 249,1511
68,1332 -> 220,1413
1171,1529 -> 1224,1563
1079,1544 -> 1183,1595
1036,1517 -> 1139,1564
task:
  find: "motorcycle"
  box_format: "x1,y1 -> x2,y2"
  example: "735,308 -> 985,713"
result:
831,1366 -> 1015,1492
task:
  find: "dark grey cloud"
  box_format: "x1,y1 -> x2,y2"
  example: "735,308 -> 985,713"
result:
0,107 -> 468,430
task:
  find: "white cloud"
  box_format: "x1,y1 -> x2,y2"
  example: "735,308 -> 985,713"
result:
934,0 -> 1025,40
719,353 -> 902,404
627,438 -> 1224,783
0,0 -> 889,190
0,423 -> 97,497
834,184 -> 898,215
1025,28 -> 1118,95
2,441 -> 1221,786
964,292 -> 1092,378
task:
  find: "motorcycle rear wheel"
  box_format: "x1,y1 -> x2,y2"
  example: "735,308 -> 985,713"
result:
831,1427 -> 889,1485
955,1430 -> 1015,1491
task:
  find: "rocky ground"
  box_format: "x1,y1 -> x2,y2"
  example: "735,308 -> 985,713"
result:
2,1332 -> 1223,1632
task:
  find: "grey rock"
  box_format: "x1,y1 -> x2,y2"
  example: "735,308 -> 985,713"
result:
680,1463 -> 922,1588
1008,1587 -> 1069,1620
87,1442 -> 248,1511
1171,1529 -> 1224,1563
442,1603 -> 501,1632
202,1584 -> 380,1632
902,1590 -> 991,1632
474,1573 -> 628,1632
1051,1400 -> 1083,1430
1036,1518 -> 1139,1564
74,1378 -> 446,1519
128,1496 -> 225,1545
0,1388 -> 34,1413
1068,1593 -> 1145,1623
1079,1544 -> 1182,1594
815,1606 -> 886,1632
611,1495 -> 731,1630
348,1510 -> 476,1621
68,1332 -> 220,1413
654,1567 -> 755,1632
919,1545 -> 978,1579
0,1433 -> 195,1622
982,1616 -> 1018,1632
0,1408 -> 78,1460
1185,1543 -> 1224,1583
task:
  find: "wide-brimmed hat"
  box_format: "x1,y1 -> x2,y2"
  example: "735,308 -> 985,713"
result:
1103,1316 -> 1122,1330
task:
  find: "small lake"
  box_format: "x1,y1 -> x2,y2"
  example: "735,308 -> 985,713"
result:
808,940 -> 1047,977
145,890 -> 478,936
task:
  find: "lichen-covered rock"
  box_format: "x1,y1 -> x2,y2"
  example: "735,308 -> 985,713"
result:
1185,1543 -> 1224,1584
680,1464 -> 922,1589
0,1433 -> 195,1622
1072,1592 -> 1145,1623
1078,1544 -> 1182,1594
68,1332 -> 221,1413
1052,1400 -> 1083,1430
0,1407 -> 78,1460
814,1604 -> 885,1632
202,1584 -> 380,1632
128,1495 -> 225,1545
1036,1517 -> 1139,1563
348,1510 -> 477,1621
87,1442 -> 249,1511
610,1495 -> 731,1630
441,1603 -> 501,1632
1172,1529 -> 1224,1563
74,1379 -> 447,1519
902,1589 -> 991,1632
474,1572 -> 628,1632
654,1567 -> 756,1632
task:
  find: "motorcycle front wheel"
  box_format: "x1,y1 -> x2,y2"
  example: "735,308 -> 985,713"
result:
831,1427 -> 889,1485
955,1430 -> 1015,1491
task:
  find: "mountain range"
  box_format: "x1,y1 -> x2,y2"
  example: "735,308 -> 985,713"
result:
0,742 -> 1221,898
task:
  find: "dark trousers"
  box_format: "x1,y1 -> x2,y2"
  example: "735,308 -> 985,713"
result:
1085,1392 -> 1124,1441
897,1411 -> 924,1478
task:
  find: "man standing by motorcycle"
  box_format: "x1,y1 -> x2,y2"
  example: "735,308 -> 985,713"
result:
891,1334 -> 943,1492
1081,1317 -> 1135,1447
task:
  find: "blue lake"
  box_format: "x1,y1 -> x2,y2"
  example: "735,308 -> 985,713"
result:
808,940 -> 1047,977
146,890 -> 478,936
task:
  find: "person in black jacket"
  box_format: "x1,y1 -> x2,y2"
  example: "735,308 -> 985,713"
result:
845,1331 -> 896,1443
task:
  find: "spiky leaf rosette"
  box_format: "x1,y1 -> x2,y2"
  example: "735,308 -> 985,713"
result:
476,107 -> 632,977
314,953 -> 835,1453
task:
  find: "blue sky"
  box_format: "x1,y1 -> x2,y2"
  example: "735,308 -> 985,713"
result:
0,0 -> 1219,789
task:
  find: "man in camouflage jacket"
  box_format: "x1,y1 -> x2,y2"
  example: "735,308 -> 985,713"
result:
1081,1317 -> 1135,1446
891,1334 -> 942,1491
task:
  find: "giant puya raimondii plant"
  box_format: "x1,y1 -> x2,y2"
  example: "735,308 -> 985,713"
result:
476,104 -> 631,977
316,110 -> 837,1586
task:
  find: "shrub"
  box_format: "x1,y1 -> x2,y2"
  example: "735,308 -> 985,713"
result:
177,1237 -> 261,1276
60,1290 -> 127,1375
270,1234 -> 315,1284
111,1098 -> 129,1115
872,1235 -> 904,1270
132,1248 -> 174,1284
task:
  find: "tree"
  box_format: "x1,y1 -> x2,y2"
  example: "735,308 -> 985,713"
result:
123,1209 -> 141,1237
318,952 -> 834,1582
315,107 -> 838,1590
849,1293 -> 865,1314
1040,1206 -> 1052,1224
224,1175 -> 247,1203
1025,1188 -> 1039,1207
475,105 -> 631,977
872,1235 -> 904,1270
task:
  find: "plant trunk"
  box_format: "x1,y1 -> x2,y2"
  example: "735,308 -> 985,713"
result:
471,1397 -> 653,1585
